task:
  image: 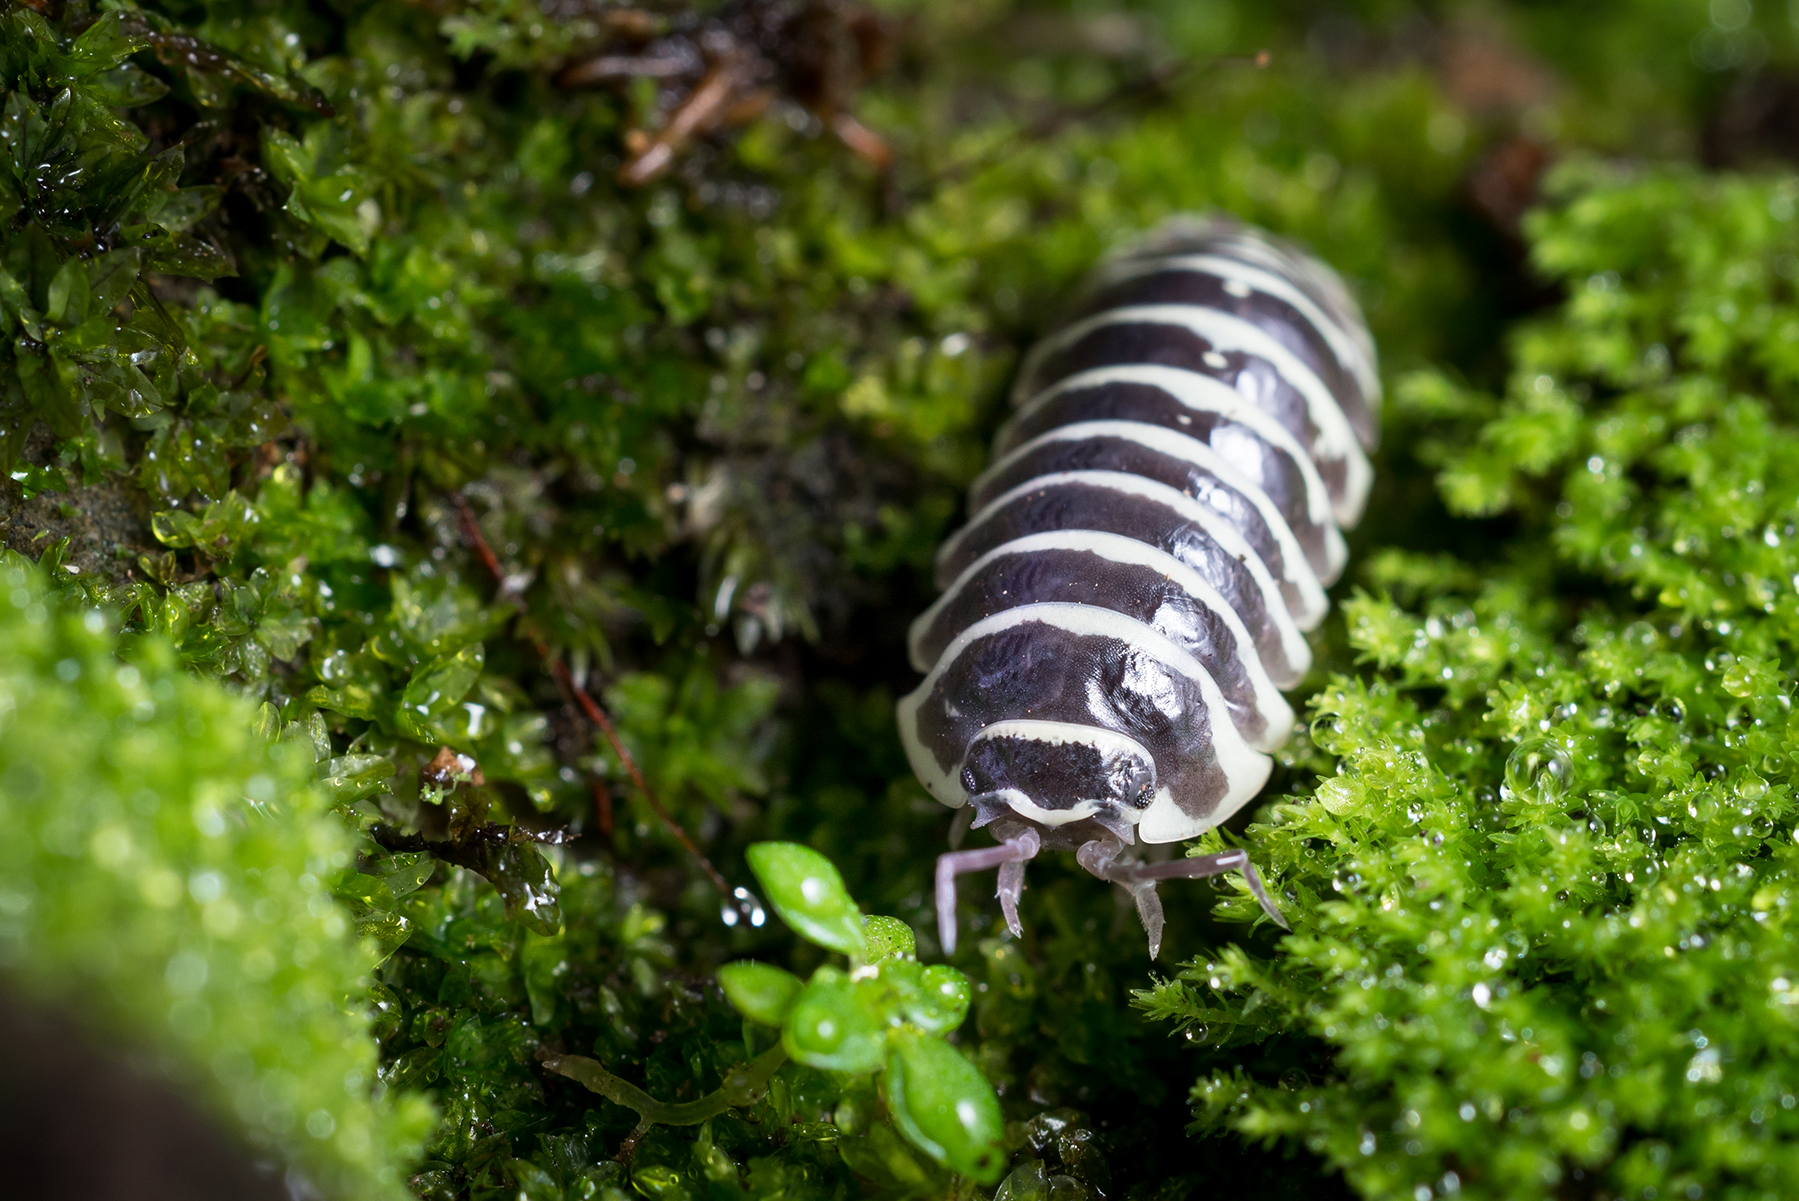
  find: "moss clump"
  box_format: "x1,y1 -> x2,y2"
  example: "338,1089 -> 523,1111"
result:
0,555 -> 431,1198
1142,164 -> 1799,1199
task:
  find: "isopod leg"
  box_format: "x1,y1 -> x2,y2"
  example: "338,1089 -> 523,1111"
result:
935,827 -> 1041,955
1078,840 -> 1289,958
1121,850 -> 1290,930
1130,882 -> 1166,961
997,857 -> 1028,938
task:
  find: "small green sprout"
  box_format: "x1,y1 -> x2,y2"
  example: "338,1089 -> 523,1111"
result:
715,960 -> 804,1027
539,841 -> 1001,1181
725,841 -> 1006,1184
743,841 -> 868,957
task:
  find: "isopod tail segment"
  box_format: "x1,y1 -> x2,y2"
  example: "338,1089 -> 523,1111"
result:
934,819 -> 1287,959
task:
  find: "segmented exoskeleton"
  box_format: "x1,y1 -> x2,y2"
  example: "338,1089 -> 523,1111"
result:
897,215 -> 1379,956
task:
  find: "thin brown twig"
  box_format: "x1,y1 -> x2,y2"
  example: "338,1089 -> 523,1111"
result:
449,491 -> 736,903
615,55 -> 755,187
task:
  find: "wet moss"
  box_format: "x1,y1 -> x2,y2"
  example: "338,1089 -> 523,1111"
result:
0,555 -> 433,1199
1143,163 -> 1799,1201
8,0 -> 1799,1198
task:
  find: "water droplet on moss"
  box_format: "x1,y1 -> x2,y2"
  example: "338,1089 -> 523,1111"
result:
1504,738 -> 1571,804
721,886 -> 766,928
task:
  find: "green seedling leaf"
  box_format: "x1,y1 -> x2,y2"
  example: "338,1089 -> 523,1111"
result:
863,914 -> 916,963
907,965 -> 972,1034
781,966 -> 886,1073
845,960 -> 970,1036
882,1032 -> 1007,1184
745,841 -> 866,957
718,961 -> 804,1027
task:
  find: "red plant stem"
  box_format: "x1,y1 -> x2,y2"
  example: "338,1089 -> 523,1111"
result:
450,491 -> 733,901
550,656 -> 734,900
590,778 -> 615,841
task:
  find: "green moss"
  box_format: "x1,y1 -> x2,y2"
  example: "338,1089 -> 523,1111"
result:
0,554 -> 432,1198
11,0 -> 1799,1197
1141,164 -> 1799,1200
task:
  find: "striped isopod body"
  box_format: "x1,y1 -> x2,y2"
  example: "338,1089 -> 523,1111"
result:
896,215 -> 1380,956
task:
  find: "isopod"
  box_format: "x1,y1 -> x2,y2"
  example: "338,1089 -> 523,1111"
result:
897,214 -> 1379,956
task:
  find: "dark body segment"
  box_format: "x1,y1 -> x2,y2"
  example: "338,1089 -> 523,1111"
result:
935,471 -> 1307,686
908,533 -> 1292,749
1012,308 -> 1370,525
1077,261 -> 1378,450
995,371 -> 1345,581
1103,215 -> 1380,426
970,420 -> 1328,619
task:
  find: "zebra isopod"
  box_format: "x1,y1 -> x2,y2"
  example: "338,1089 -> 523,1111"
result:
896,214 -> 1380,957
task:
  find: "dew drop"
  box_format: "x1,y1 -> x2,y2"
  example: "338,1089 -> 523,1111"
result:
721,885 -> 766,928
1504,738 -> 1571,804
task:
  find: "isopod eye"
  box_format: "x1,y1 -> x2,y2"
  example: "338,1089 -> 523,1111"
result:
960,767 -> 979,794
1123,759 -> 1156,809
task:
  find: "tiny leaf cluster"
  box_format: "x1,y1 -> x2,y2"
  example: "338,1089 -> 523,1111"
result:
719,843 -> 1000,1183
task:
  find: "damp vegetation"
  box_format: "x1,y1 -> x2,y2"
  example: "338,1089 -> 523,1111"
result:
7,1 -> 1799,1199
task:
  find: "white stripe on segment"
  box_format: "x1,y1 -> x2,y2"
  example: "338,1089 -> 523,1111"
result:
1001,365 -> 1346,556
969,787 -> 1088,826
896,603 -> 1272,840
1230,244 -> 1378,381
970,419 -> 1327,625
1011,306 -> 1371,525
966,720 -> 1155,827
1087,252 -> 1380,409
1104,217 -> 1379,385
934,470 -> 1311,678
907,530 -> 1294,749
1138,231 -> 1380,391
